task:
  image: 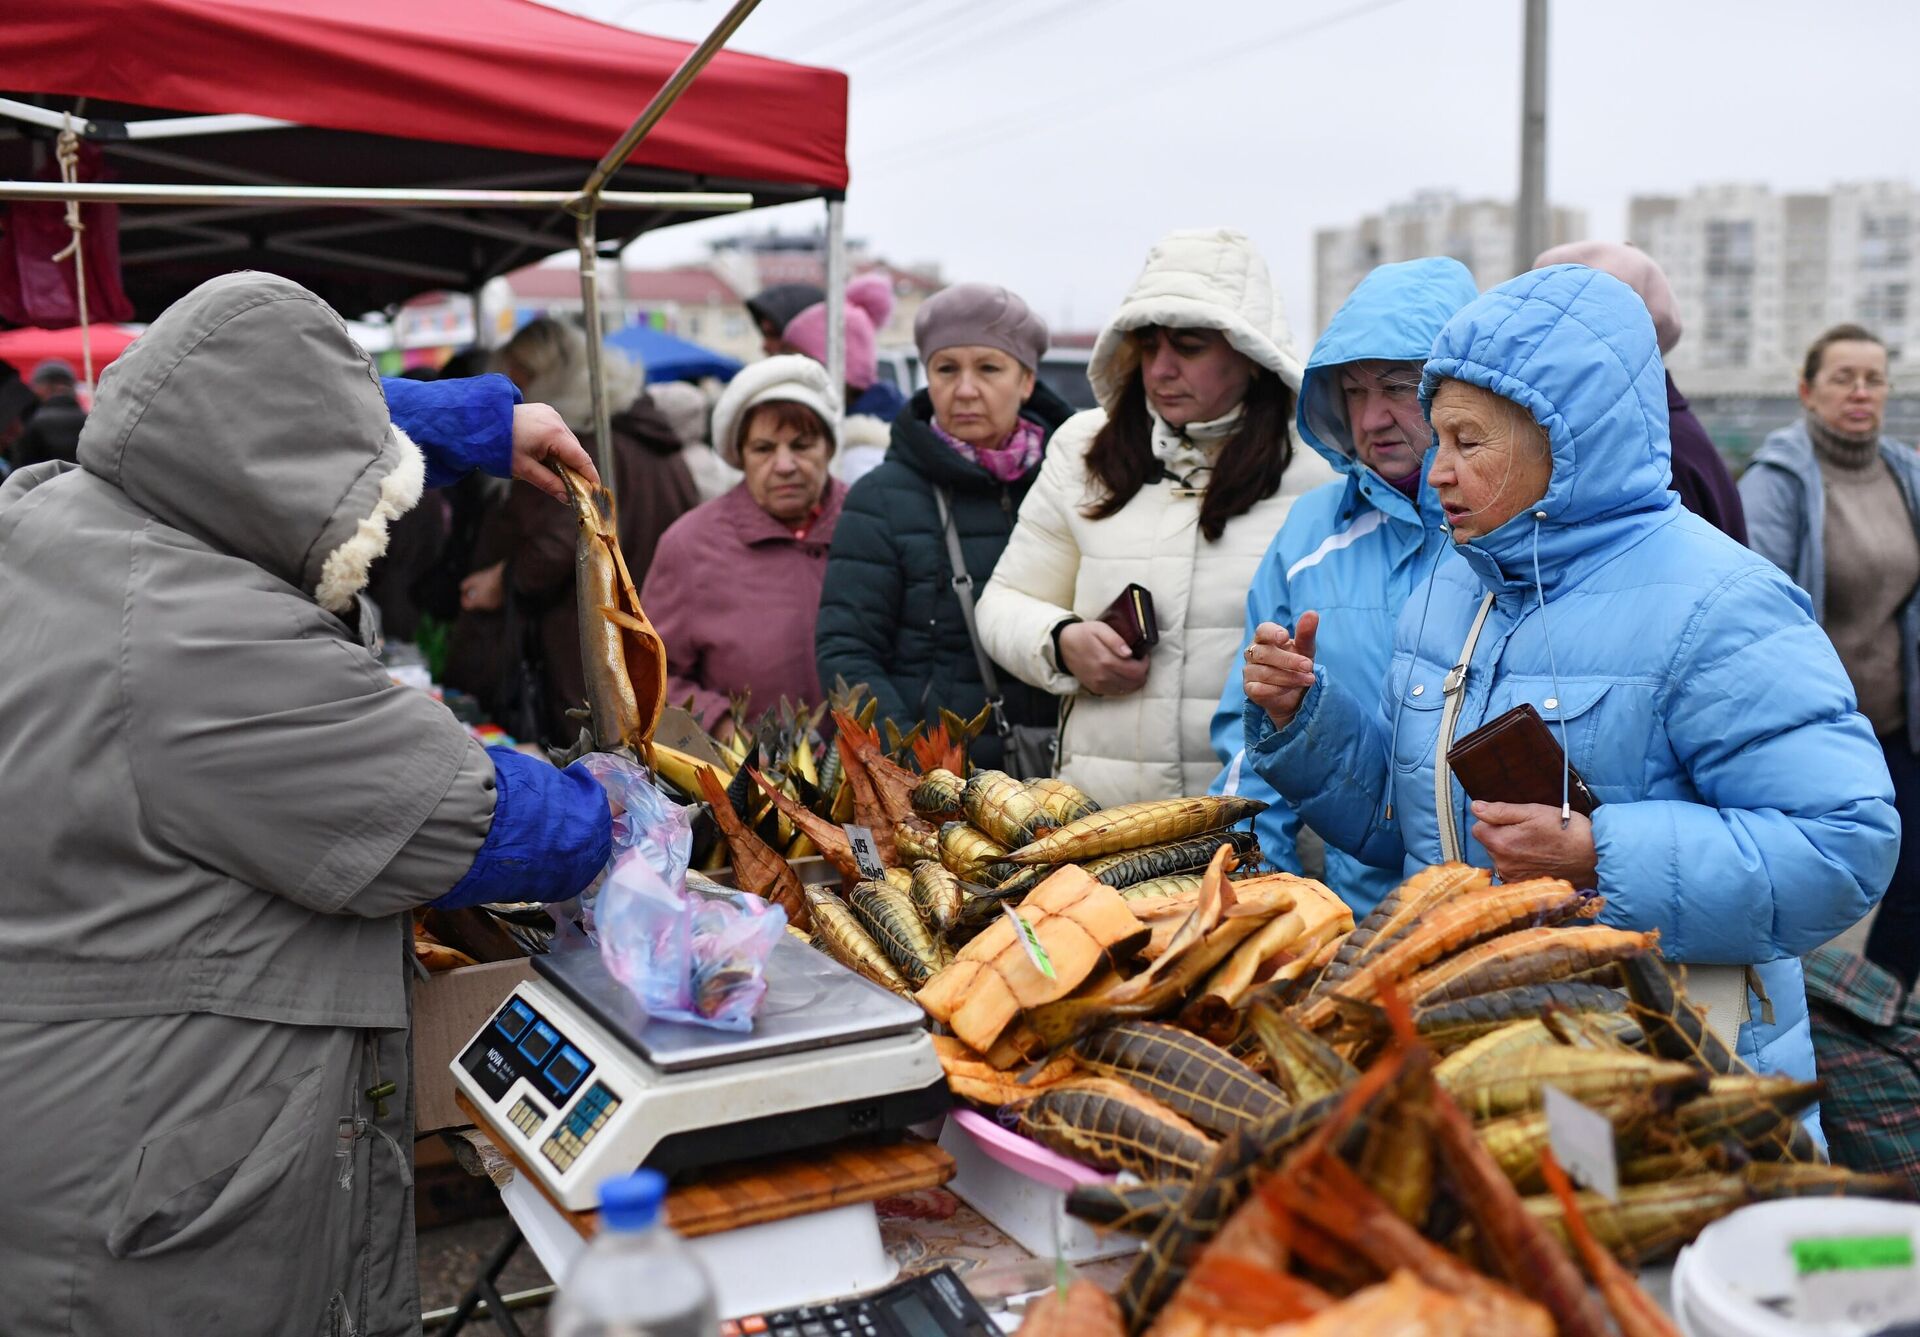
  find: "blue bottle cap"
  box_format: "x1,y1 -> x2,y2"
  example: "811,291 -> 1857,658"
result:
599,1168 -> 668,1230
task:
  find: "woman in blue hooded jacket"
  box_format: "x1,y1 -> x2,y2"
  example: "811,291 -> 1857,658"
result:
1210,257 -> 1478,915
1242,265 -> 1897,1081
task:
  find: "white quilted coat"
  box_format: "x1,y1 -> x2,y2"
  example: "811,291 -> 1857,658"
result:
975,228 -> 1334,804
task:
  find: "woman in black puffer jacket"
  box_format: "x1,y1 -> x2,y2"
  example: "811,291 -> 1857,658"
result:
816,283 -> 1072,769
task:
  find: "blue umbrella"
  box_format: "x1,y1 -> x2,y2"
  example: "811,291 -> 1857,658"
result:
605,323 -> 743,384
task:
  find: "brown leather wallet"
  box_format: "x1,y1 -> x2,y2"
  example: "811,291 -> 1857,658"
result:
1097,583 -> 1159,659
1446,702 -> 1599,817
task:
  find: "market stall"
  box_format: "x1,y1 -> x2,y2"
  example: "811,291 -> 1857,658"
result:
0,323 -> 140,377
428,628 -> 1920,1332
608,324 -> 745,385
0,0 -> 848,321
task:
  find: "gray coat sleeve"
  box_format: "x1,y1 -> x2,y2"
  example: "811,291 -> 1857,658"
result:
1737,462 -> 1804,579
348,736 -> 495,919
128,575 -> 476,917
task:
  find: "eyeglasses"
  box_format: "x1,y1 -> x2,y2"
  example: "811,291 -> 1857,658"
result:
1819,370 -> 1890,392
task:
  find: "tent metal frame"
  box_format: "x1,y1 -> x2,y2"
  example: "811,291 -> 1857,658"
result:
0,0 -> 851,497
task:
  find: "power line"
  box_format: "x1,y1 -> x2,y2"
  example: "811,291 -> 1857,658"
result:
783,0 -> 940,57
857,0 -> 1111,88
861,0 -> 1414,173
809,0 -> 1014,67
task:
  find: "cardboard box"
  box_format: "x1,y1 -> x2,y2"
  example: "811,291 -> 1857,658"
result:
414,956 -> 536,1133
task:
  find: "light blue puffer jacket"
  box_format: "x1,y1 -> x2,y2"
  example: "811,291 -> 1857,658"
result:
1245,265 -> 1899,1080
1209,258 -> 1477,914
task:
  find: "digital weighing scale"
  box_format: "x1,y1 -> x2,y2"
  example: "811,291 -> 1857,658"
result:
451,933 -> 949,1210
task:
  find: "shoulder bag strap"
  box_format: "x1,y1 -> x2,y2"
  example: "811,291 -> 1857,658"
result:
933,487 -> 1011,735
1434,592 -> 1497,863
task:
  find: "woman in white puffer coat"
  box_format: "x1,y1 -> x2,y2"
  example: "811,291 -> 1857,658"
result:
975,228 -> 1334,803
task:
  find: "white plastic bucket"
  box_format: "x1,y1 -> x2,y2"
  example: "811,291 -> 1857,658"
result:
1673,1197 -> 1920,1336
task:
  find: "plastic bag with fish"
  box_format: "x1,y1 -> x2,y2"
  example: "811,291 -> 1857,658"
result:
577,750 -> 694,936
595,849 -> 788,1032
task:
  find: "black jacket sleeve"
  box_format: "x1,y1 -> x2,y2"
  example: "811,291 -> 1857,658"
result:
815,471 -> 914,729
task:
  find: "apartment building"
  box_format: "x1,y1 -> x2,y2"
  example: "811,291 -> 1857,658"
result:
1629,181 -> 1918,393
1313,190 -> 1588,335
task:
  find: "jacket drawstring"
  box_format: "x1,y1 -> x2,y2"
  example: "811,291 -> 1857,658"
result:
1530,513 -> 1572,827
1383,527 -> 1449,821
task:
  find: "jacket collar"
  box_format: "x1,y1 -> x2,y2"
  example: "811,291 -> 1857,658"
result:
893,384 -> 1072,490
720,476 -> 846,547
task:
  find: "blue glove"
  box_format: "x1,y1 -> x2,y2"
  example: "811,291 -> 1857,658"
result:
434,747 -> 612,909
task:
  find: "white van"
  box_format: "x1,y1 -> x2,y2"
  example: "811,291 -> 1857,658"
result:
874,346 -> 1097,413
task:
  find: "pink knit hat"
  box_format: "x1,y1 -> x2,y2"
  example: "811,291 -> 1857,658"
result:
781,272 -> 895,390
1534,240 -> 1682,354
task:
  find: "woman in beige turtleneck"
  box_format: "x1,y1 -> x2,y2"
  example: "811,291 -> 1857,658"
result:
1742,324 -> 1920,983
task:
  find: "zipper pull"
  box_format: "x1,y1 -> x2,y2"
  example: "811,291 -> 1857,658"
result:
365,1080 -> 397,1120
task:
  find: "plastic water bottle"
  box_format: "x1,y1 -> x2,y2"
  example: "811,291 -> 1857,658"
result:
551,1169 -> 720,1337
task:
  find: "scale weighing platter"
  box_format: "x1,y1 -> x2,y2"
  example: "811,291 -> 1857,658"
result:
534,933 -> 928,1071
451,934 -> 948,1210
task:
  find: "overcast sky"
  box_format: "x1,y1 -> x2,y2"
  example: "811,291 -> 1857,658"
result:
540,0 -> 1920,340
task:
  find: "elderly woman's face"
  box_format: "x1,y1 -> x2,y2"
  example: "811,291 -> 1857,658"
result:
1134,327 -> 1255,428
1801,339 -> 1889,439
1339,359 -> 1429,480
1427,380 -> 1553,542
740,404 -> 832,526
927,345 -> 1036,450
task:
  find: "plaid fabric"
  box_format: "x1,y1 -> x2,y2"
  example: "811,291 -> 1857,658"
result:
1805,945 -> 1920,1195
1806,945 -> 1905,1026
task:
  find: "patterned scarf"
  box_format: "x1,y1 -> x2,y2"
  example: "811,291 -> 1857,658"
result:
932,415 -> 1047,483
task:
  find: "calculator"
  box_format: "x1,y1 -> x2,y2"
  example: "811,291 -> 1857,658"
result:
722,1268 -> 996,1337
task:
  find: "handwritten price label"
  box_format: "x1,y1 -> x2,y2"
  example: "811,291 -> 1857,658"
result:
842,825 -> 887,881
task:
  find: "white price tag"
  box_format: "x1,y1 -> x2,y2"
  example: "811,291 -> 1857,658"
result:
1543,1085 -> 1618,1202
1001,905 -> 1056,980
1793,1233 -> 1920,1327
842,824 -> 887,880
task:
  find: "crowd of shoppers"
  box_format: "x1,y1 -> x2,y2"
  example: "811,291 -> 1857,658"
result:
227,230 -> 1910,1007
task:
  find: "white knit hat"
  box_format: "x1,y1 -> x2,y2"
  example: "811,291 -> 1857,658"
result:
710,354 -> 842,467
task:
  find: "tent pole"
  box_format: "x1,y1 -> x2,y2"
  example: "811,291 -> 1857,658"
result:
825,197 -> 847,411
572,0 -> 769,210
576,209 -> 617,489
567,0 -> 768,505
0,182 -> 749,211
471,285 -> 490,352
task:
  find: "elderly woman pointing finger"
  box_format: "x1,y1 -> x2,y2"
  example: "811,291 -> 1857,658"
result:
1245,264 -> 1898,1084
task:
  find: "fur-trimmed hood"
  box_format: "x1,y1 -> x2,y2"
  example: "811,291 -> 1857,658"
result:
76,271 -> 422,612
1089,228 -> 1306,413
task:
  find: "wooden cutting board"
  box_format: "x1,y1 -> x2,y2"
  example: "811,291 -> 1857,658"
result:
453,1091 -> 953,1240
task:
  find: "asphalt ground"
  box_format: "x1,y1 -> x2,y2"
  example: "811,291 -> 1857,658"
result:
418,1211 -> 557,1336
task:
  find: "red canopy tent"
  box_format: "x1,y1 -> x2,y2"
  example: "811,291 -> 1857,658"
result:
0,324 -> 141,377
0,0 -> 849,319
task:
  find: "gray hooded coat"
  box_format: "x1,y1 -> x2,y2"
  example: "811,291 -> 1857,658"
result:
0,274 -> 503,1336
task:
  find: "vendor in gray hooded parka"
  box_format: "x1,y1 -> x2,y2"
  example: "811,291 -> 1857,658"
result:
0,273 -> 615,1337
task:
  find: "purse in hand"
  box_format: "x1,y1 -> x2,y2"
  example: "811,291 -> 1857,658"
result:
1445,702 -> 1599,817
1097,583 -> 1159,659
